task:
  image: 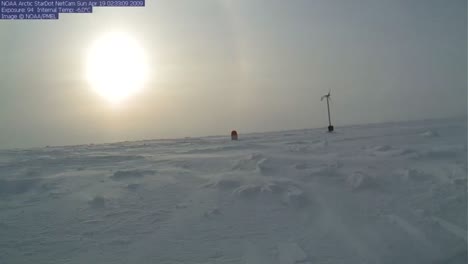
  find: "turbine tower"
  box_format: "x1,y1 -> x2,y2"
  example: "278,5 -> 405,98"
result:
321,90 -> 334,132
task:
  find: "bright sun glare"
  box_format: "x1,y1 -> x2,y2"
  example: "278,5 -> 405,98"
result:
86,32 -> 148,103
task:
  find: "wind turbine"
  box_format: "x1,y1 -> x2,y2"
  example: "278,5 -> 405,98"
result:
321,89 -> 334,132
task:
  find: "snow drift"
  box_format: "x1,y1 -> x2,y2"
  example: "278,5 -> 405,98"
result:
0,118 -> 466,264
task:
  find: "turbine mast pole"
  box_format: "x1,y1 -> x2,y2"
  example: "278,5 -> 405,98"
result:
327,97 -> 331,127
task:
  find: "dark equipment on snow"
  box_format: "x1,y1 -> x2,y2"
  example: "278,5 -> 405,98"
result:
231,130 -> 238,140
321,90 -> 334,132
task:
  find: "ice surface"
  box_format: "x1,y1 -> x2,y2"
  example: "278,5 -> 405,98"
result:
0,118 -> 466,263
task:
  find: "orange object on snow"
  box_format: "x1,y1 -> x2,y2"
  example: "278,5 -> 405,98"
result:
231,130 -> 238,140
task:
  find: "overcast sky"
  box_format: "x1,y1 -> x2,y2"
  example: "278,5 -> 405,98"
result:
0,0 -> 466,148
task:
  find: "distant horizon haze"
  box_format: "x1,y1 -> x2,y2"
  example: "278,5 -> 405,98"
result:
2,115 -> 466,150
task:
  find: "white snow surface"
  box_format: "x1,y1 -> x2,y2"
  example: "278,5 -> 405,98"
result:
0,118 -> 466,264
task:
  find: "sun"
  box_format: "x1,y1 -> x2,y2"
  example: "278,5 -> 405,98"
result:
86,32 -> 148,103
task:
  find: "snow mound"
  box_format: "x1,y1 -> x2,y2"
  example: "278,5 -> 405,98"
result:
88,195 -> 107,208
233,183 -> 278,196
393,148 -> 417,157
416,146 -> 464,160
0,178 -> 41,196
111,169 -> 156,180
452,178 -> 467,186
287,140 -> 328,153
421,130 -> 440,137
277,242 -> 311,264
176,203 -> 189,209
243,242 -> 275,263
294,162 -> 311,170
398,169 -> 433,182
375,145 -> 392,152
182,143 -> 248,154
281,186 -> 308,207
307,160 -> 343,178
109,238 -> 131,246
287,144 -> 312,153
232,153 -> 267,171
204,172 -> 282,193
125,183 -> 141,191
203,207 -> 221,217
346,171 -> 378,190
204,171 -> 308,205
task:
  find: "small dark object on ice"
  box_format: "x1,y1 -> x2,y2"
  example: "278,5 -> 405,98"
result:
231,130 -> 238,140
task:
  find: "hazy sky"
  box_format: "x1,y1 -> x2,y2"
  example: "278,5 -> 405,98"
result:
0,0 -> 466,148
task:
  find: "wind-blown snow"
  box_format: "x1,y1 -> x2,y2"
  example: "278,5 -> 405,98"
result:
0,118 -> 466,263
